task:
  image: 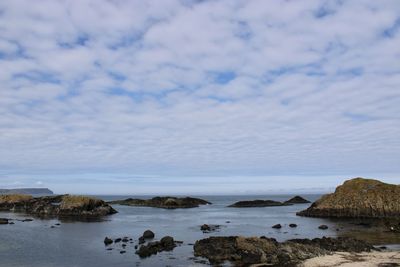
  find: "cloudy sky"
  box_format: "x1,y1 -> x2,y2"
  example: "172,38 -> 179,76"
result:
0,0 -> 399,194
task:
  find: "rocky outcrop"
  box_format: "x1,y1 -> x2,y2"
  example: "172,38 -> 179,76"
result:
193,236 -> 374,266
0,194 -> 117,218
284,196 -> 310,204
109,196 -> 211,209
297,178 -> 400,218
0,218 -> 9,224
200,224 -> 220,233
228,200 -> 291,208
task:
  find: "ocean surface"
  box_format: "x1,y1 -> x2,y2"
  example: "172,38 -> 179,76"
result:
0,194 -> 399,267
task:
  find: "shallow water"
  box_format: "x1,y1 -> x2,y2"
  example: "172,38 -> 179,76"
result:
0,194 -> 399,267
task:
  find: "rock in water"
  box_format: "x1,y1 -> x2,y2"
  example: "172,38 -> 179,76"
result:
297,178 -> 400,218
0,194 -> 117,218
136,236 -> 177,258
272,224 -> 282,229
104,237 -> 113,245
284,196 -> 311,204
109,196 -> 211,209
142,230 -> 155,239
228,200 -> 291,208
0,218 -> 9,224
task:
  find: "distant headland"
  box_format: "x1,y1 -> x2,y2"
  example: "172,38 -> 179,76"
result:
0,188 -> 53,195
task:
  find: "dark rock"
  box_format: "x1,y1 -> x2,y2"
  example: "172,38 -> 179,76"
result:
136,236 -> 177,258
289,223 -> 297,228
122,237 -> 129,242
55,223 -> 61,226
106,248 -> 113,251
50,225 -> 55,228
228,200 -> 291,208
142,230 -> 155,239
193,236 -> 373,266
9,222 -> 14,225
284,196 -> 311,204
134,245 -> 138,249
318,225 -> 328,230
0,194 -> 117,218
0,218 -> 9,224
22,219 -> 33,222
138,236 -> 145,244
200,224 -> 220,233
122,244 -> 126,248
109,196 -> 211,209
288,236 -> 374,253
120,250 -> 126,254
297,178 -> 400,218
272,224 -> 282,229
115,238 -> 122,243
104,237 -> 113,245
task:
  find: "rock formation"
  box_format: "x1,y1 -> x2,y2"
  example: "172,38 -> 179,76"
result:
297,178 -> 400,218
193,236 -> 374,266
0,194 -> 117,218
228,200 -> 291,208
284,196 -> 310,204
109,196 -> 211,209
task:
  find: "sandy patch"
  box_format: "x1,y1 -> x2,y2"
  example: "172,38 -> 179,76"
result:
301,251 -> 400,267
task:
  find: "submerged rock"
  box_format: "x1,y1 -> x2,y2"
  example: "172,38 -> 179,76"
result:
136,236 -> 177,258
228,200 -> 291,208
297,178 -> 400,218
0,194 -> 117,218
272,224 -> 282,229
200,224 -> 220,233
109,196 -> 211,209
193,236 -> 374,266
284,196 -> 311,204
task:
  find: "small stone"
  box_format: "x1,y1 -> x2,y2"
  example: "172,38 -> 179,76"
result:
115,238 -> 122,243
289,223 -> 297,228
104,237 -> 113,245
319,225 -> 328,230
272,224 -> 282,229
120,250 -> 126,254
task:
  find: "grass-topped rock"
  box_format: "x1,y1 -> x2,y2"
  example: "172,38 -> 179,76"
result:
0,194 -> 117,218
109,196 -> 211,209
297,177 -> 400,218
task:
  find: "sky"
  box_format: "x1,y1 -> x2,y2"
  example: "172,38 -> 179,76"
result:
0,0 -> 399,194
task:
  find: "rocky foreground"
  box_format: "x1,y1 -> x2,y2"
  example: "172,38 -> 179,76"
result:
109,196 -> 211,209
297,178 -> 400,218
193,236 -> 375,266
0,194 -> 117,217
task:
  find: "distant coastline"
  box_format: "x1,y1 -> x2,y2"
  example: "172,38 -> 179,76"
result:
0,188 -> 53,195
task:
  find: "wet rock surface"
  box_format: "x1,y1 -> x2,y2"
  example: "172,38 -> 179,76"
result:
136,236 -> 177,258
193,236 -> 375,266
200,224 -> 221,233
109,196 -> 211,209
297,178 -> 400,218
0,194 -> 117,218
228,200 -> 291,208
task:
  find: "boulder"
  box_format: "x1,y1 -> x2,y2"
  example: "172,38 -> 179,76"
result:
272,224 -> 282,229
142,230 -> 155,239
0,194 -> 117,218
104,237 -> 113,245
0,218 -> 9,224
228,200 -> 291,208
297,178 -> 400,218
284,196 -> 311,204
193,236 -> 374,266
109,196 -> 211,209
136,236 -> 177,258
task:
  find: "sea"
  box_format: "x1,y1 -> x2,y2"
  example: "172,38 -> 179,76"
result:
0,194 -> 399,267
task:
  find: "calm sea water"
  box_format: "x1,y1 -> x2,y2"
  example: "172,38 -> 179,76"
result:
0,194 -> 399,267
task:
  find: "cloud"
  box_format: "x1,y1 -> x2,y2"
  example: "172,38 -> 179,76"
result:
0,0 -> 399,193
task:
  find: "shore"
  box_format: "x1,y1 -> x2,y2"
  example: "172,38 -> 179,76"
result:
301,251 -> 400,267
